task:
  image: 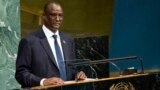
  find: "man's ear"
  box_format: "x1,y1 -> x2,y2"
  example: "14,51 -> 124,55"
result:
41,14 -> 46,24
41,14 -> 46,20
41,15 -> 45,20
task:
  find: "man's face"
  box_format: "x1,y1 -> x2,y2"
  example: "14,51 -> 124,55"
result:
43,3 -> 63,32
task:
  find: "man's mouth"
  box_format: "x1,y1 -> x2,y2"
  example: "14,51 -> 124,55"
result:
54,23 -> 60,26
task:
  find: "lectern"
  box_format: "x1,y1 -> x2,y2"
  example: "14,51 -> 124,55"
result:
31,73 -> 158,90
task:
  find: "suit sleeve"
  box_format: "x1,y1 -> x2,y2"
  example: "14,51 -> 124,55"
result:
15,38 -> 42,87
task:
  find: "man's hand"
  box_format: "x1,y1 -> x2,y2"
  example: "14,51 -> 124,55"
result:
43,77 -> 64,86
76,71 -> 87,80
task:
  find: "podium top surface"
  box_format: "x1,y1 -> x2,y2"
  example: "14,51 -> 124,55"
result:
31,73 -> 150,89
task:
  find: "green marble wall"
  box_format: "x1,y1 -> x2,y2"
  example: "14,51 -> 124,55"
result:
0,0 -> 20,89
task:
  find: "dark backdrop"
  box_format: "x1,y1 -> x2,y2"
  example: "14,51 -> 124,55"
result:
110,0 -> 160,71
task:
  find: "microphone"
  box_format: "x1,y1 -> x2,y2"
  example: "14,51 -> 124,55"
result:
89,46 -> 144,75
109,56 -> 144,74
77,50 -> 98,79
88,46 -> 122,76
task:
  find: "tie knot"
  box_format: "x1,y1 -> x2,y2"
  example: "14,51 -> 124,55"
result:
53,35 -> 57,39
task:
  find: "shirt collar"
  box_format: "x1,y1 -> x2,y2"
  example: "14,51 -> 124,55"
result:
42,25 -> 60,38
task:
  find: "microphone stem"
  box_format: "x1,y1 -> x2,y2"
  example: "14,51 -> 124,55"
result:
77,50 -> 99,79
140,58 -> 144,74
90,47 -> 122,76
89,64 -> 98,79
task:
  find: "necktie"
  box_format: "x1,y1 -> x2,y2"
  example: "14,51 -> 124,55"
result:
53,35 -> 66,80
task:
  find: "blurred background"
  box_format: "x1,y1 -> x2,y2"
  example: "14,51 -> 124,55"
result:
0,0 -> 160,89
20,0 -> 114,38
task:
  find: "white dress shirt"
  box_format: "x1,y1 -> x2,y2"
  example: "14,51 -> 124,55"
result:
40,25 -> 65,86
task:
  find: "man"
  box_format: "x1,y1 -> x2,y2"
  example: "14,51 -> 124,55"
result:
15,1 -> 87,88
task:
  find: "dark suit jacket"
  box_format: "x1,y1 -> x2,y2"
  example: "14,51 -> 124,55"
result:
15,28 -> 76,88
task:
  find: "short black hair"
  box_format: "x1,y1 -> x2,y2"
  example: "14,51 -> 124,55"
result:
43,1 -> 62,13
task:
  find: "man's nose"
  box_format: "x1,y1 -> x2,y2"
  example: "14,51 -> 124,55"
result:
55,16 -> 60,21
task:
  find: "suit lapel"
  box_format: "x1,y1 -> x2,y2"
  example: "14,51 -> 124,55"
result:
60,33 -> 69,60
37,29 -> 59,68
60,32 -> 73,79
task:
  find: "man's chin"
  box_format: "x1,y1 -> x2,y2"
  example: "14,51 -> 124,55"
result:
53,25 -> 60,29
50,26 -> 59,31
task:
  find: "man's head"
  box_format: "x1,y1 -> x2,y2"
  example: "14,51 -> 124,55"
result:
43,1 -> 63,32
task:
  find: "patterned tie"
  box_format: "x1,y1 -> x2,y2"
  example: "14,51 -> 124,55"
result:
53,35 -> 66,80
